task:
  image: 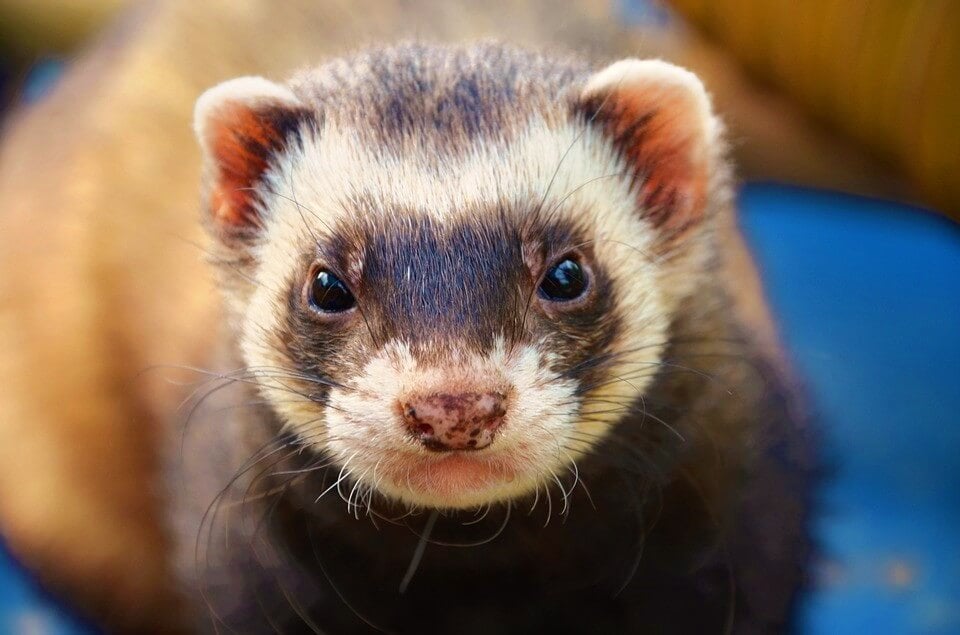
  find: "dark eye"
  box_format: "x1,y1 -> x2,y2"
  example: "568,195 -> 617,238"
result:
308,270 -> 356,313
538,258 -> 588,302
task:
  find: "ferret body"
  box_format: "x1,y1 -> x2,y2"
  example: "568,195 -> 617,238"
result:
0,2 -> 816,633
179,40 -> 815,634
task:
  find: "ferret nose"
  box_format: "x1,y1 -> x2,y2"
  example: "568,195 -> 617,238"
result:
401,392 -> 506,451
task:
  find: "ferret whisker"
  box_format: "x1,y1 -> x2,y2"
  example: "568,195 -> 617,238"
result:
252,482 -> 326,635
270,455 -> 337,478
549,467 -> 572,519
578,410 -> 685,442
365,460 -> 383,521
195,437 -> 308,632
528,483 -> 541,516
173,367 -> 347,423
543,479 -> 554,528
269,189 -> 335,236
574,365 -> 704,394
462,503 -> 492,526
285,177 -> 321,245
546,335 -> 754,384
322,451 -> 357,507
398,509 -> 439,594
572,234 -> 662,266
525,71 -> 620,233
199,397 -> 320,416
560,449 -> 595,511
347,467 -> 372,519
357,302 -> 386,350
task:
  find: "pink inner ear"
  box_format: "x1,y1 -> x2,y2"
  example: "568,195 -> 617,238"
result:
585,87 -> 710,235
206,103 -> 312,235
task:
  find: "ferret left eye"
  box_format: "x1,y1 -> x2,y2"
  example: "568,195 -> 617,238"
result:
308,270 -> 356,313
539,258 -> 588,301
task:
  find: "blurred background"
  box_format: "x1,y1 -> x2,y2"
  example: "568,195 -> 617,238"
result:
0,0 -> 957,633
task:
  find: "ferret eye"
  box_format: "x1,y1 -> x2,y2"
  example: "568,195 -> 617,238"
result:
539,258 -> 588,302
308,270 -> 355,313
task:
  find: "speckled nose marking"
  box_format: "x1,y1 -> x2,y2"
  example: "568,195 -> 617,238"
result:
401,392 -> 507,451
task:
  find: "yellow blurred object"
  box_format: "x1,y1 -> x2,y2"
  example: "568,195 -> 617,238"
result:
0,0 -> 128,57
669,0 -> 960,217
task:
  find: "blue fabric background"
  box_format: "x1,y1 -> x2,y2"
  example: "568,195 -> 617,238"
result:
742,185 -> 960,634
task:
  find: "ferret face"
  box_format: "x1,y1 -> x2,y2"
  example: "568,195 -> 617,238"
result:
194,44 -> 723,509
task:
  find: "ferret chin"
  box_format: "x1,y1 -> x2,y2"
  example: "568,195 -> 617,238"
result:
174,41 -> 816,633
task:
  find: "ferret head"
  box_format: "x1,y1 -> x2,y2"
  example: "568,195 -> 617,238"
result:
194,43 -> 727,510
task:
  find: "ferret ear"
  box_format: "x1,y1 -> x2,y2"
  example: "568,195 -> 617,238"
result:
578,59 -> 719,235
194,77 -> 315,241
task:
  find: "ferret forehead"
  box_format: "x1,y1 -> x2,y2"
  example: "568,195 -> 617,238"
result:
289,42 -> 590,153
322,195 -> 583,253
268,112 -> 637,246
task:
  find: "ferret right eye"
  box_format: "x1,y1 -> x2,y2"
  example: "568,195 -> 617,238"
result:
539,257 -> 589,302
308,270 -> 356,313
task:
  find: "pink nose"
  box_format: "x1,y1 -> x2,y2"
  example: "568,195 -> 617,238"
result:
401,392 -> 507,451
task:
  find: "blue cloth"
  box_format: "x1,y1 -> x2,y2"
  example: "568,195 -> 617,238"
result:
0,542 -> 93,634
740,184 -> 960,634
1,184 -> 958,633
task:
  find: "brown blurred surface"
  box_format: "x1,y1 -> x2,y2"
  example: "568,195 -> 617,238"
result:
671,0 -> 960,218
0,0 -> 128,58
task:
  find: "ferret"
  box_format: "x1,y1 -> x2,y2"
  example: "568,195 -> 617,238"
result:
170,41 -> 817,634
0,1 -> 816,633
